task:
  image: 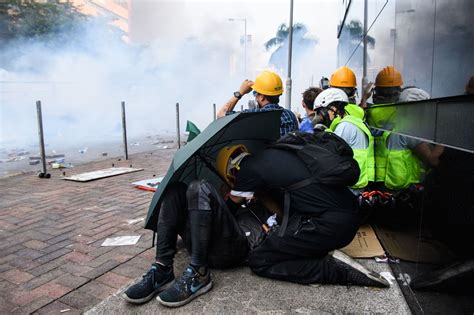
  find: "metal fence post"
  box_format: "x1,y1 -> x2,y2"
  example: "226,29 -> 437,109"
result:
176,102 -> 181,148
36,101 -> 50,178
213,103 -> 216,121
121,101 -> 129,160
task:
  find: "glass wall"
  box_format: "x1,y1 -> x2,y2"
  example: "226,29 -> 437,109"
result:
338,1 -> 474,313
338,0 -> 474,98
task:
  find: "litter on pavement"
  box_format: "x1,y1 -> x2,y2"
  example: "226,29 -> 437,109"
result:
131,176 -> 164,192
63,167 -> 144,182
101,235 -> 141,246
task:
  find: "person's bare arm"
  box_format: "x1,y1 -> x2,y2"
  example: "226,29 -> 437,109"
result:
216,80 -> 254,118
412,142 -> 445,167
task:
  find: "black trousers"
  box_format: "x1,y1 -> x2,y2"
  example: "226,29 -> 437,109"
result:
248,210 -> 359,284
154,179 -> 249,268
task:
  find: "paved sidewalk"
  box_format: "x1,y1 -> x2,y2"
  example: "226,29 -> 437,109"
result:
0,147 -> 410,314
0,148 -> 175,314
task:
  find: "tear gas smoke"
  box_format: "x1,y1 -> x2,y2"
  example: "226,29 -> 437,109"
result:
0,0 -> 339,155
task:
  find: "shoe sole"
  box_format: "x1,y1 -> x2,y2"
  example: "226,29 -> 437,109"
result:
332,250 -> 390,288
122,279 -> 175,304
157,281 -> 213,308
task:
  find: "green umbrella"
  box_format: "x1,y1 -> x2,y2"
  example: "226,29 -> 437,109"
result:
145,110 -> 281,231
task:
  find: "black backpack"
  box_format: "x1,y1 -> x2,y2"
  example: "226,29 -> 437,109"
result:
269,130 -> 360,236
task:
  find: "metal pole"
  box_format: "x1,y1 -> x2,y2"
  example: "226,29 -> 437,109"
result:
176,103 -> 181,149
244,19 -> 247,78
285,0 -> 294,110
121,101 -> 129,160
362,0 -> 368,92
36,101 -> 49,178
213,103 -> 216,120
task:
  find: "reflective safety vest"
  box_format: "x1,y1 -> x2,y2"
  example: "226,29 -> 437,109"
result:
329,104 -> 375,189
368,102 -> 424,190
374,131 -> 424,190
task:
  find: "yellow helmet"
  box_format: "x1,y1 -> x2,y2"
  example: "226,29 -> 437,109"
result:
375,66 -> 403,87
329,66 -> 357,88
252,70 -> 284,96
215,144 -> 250,186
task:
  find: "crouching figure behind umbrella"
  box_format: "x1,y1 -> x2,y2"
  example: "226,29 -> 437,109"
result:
227,131 -> 390,288
122,145 -> 264,307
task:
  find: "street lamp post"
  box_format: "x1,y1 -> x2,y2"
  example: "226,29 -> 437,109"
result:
285,0 -> 294,110
228,18 -> 247,78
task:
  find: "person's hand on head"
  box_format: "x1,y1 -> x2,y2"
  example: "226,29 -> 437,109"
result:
239,80 -> 254,95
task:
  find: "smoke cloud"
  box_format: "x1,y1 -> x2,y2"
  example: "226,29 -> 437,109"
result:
0,0 -> 339,153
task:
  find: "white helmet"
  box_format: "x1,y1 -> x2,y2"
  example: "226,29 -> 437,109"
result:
314,88 -> 349,108
399,87 -> 430,102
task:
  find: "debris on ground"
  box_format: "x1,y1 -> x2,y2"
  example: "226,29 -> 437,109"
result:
152,140 -> 174,145
127,217 -> 145,225
0,156 -> 26,163
8,149 -> 30,157
131,176 -> 164,192
101,235 -> 141,246
30,154 -> 65,160
63,167 -> 143,182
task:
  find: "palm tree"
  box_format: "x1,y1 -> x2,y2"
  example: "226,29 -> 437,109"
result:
264,23 -> 308,50
337,19 -> 376,68
264,23 -> 318,74
345,20 -> 375,48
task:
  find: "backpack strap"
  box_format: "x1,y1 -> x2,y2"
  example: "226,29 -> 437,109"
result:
286,177 -> 316,190
277,176 -> 318,237
278,190 -> 291,237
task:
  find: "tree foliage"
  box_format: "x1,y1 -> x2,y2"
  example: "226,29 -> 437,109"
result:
344,20 -> 375,48
264,23 -> 309,51
0,0 -> 88,44
264,22 -> 318,75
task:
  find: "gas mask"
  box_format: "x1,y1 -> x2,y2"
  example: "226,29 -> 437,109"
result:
314,107 -> 333,128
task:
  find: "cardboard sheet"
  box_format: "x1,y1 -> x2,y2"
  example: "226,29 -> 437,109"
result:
63,167 -> 143,182
373,225 -> 455,264
131,176 -> 164,192
340,225 -> 385,258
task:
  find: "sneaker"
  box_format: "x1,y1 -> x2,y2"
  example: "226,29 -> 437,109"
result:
157,265 -> 213,307
331,250 -> 390,288
122,263 -> 175,304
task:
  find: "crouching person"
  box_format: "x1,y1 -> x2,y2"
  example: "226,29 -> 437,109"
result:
229,131 -> 390,287
122,145 -> 261,307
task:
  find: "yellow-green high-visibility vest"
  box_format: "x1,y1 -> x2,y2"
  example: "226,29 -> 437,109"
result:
329,104 -> 375,189
375,132 -> 424,190
368,102 -> 424,189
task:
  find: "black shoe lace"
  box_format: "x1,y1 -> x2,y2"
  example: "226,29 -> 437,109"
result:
140,267 -> 156,288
